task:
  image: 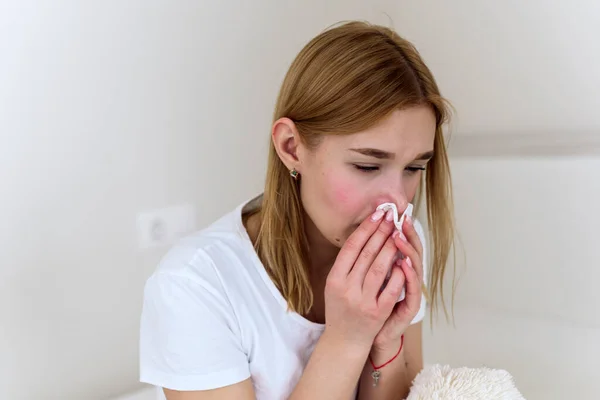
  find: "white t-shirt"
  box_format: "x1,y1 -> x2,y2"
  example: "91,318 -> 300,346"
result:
139,196 -> 428,399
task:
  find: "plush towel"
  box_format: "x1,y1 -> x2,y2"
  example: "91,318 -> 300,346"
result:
406,364 -> 526,400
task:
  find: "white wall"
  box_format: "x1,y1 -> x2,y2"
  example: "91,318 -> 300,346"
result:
0,1 -> 396,399
392,0 -> 600,134
423,158 -> 600,400
390,1 -> 600,399
3,1 -> 599,400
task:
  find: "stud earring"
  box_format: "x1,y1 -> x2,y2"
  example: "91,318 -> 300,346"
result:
290,168 -> 299,180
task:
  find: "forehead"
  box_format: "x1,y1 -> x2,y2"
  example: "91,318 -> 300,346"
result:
323,106 -> 436,155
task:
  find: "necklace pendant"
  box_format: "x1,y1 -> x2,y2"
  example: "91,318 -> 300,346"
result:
371,370 -> 381,386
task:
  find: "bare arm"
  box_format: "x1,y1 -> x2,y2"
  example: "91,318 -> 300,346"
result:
357,322 -> 423,400
287,330 -> 371,400
163,379 -> 255,400
403,322 -> 424,380
162,330 -> 372,400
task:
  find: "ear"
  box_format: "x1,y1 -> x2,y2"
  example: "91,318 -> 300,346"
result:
271,117 -> 304,172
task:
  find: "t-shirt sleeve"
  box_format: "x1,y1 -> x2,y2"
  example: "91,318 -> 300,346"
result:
410,218 -> 429,325
139,254 -> 250,391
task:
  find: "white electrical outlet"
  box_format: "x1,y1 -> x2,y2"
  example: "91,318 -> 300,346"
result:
136,204 -> 197,249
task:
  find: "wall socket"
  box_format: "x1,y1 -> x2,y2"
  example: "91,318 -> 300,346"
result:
136,204 -> 197,249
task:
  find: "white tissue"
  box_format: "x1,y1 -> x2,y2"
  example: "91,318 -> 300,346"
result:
375,202 -> 413,302
376,202 -> 413,231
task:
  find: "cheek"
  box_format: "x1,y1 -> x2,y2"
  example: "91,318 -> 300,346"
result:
325,177 -> 366,245
326,174 -> 365,216
406,174 -> 423,202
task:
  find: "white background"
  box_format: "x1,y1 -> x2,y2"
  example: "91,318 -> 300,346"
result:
1,1 -> 598,399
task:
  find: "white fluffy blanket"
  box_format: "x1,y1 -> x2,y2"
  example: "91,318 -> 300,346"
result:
406,364 -> 526,400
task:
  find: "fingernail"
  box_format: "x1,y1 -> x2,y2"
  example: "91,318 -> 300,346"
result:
385,210 -> 394,222
400,232 -> 407,242
406,216 -> 413,225
406,256 -> 412,269
371,209 -> 385,221
393,230 -> 400,238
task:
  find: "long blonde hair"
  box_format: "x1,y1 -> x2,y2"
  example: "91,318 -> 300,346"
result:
252,21 -> 455,323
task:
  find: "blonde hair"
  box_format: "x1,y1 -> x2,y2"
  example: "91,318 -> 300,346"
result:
251,21 -> 455,324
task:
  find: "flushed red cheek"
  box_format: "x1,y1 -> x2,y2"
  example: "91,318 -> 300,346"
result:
321,173 -> 368,245
329,178 -> 364,216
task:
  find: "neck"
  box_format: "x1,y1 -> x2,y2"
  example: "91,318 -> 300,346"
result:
303,212 -> 340,278
303,213 -> 343,323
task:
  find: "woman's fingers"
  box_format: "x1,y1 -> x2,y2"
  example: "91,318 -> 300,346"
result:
361,236 -> 398,299
328,208 -> 388,281
347,210 -> 395,286
376,262 -> 406,310
393,228 -> 423,283
403,216 -> 423,263
393,258 -> 422,318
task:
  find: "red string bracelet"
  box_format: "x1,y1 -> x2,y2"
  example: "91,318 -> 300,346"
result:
368,334 -> 404,387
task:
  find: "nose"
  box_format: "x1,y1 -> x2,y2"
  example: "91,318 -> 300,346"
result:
373,171 -> 413,212
391,197 -> 409,213
377,187 -> 409,213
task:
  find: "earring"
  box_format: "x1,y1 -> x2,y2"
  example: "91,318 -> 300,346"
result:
290,168 -> 299,180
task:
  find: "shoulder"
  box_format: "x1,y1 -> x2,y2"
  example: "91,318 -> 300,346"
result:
151,203 -> 253,285
141,202 -> 262,330
139,203 -> 256,390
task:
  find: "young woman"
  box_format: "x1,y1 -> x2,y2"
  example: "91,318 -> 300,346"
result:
140,21 -> 455,400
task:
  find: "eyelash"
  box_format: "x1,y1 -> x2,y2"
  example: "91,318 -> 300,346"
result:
354,165 -> 426,174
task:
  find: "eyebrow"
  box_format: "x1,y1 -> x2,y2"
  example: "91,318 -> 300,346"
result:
349,148 -> 434,161
349,148 -> 394,159
414,150 -> 435,161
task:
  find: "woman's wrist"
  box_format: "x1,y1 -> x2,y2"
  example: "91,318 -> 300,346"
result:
321,328 -> 373,360
369,334 -> 405,367
289,329 -> 372,400
357,335 -> 410,398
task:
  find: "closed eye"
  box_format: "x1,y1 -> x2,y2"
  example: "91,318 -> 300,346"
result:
354,165 -> 379,172
354,165 -> 426,173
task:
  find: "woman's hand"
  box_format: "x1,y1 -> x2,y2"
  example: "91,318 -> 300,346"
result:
371,215 -> 424,353
323,208 -> 407,351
